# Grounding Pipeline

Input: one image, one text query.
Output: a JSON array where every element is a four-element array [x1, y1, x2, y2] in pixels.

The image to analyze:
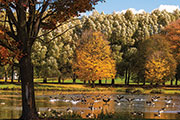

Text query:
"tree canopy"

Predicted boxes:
[[73, 30, 116, 86], [143, 35, 176, 84]]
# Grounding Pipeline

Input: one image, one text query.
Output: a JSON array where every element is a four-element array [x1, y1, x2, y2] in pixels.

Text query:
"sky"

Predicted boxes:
[[83, 0, 180, 15]]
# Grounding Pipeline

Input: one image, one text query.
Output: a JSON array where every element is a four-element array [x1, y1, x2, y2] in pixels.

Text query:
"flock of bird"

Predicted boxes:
[[1, 91, 180, 119], [46, 93, 180, 118]]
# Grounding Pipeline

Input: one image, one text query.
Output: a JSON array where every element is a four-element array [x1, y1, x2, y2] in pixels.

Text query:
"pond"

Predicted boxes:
[[0, 90, 180, 119]]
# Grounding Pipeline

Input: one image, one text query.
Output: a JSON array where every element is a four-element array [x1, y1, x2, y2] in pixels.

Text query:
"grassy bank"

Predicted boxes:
[[1, 77, 180, 85], [1, 83, 180, 94]]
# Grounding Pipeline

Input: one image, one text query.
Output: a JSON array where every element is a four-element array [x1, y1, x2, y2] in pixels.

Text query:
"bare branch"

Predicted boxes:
[[9, 2, 16, 9], [38, 0, 50, 19], [3, 3, 18, 28], [8, 14, 16, 38], [31, 0, 50, 44]]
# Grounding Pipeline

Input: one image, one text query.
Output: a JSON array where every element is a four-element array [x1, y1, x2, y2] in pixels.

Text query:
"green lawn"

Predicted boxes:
[[1, 77, 180, 86], [0, 84, 21, 89], [34, 77, 180, 85], [0, 82, 180, 94]]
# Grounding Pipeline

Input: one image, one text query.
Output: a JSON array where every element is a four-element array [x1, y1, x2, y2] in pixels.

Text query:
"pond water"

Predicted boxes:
[[0, 90, 180, 119]]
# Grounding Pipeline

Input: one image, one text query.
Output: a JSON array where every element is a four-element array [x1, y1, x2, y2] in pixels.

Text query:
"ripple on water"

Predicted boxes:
[[1, 92, 180, 119]]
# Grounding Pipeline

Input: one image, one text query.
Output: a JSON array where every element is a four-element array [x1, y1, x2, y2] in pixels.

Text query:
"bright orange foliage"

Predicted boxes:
[[73, 31, 116, 82], [163, 19, 180, 62]]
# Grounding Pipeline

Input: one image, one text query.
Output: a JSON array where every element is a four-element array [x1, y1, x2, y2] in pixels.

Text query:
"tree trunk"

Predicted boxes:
[[12, 2, 39, 119], [143, 78, 146, 85], [58, 76, 61, 84], [19, 53, 37, 119], [88, 80, 91, 85], [18, 73, 21, 83], [170, 79, 173, 85], [111, 78, 115, 85], [99, 79, 102, 85], [73, 78, 76, 84], [84, 80, 86, 84], [156, 83, 159, 86], [137, 77, 140, 85], [11, 65, 14, 83], [175, 80, 178, 86], [72, 74, 76, 84], [125, 68, 128, 85], [105, 79, 107, 84], [43, 77, 47, 83], [175, 74, 178, 85], [162, 82, 165, 86], [91, 81, 95, 88], [127, 69, 130, 85], [4, 71, 7, 83]]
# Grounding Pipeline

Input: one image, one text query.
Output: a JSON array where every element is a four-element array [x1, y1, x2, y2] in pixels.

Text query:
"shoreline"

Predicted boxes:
[[0, 83, 180, 95]]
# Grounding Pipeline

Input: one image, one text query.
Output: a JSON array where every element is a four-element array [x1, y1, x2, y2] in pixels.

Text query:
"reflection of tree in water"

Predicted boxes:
[[10, 96, 14, 119], [0, 93, 22, 119]]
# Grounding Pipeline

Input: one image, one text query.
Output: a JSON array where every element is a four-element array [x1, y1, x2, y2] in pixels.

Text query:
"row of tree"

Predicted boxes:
[[30, 9, 180, 85], [1, 9, 180, 86]]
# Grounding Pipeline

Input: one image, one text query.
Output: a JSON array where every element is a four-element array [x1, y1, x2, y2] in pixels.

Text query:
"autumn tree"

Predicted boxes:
[[163, 19, 180, 85], [0, 0, 104, 119], [143, 35, 176, 85], [73, 30, 116, 87], [145, 51, 173, 84]]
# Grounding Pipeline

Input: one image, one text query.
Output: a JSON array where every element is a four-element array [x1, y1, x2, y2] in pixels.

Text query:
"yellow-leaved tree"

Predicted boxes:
[[73, 30, 116, 87], [145, 51, 171, 84], [143, 35, 176, 85]]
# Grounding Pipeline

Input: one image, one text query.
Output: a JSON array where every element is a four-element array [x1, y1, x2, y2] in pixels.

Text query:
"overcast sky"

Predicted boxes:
[[82, 0, 180, 15]]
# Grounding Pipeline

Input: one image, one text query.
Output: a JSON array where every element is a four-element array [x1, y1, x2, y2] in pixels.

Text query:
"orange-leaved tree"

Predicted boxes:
[[163, 19, 180, 84], [163, 19, 180, 60], [73, 30, 116, 87]]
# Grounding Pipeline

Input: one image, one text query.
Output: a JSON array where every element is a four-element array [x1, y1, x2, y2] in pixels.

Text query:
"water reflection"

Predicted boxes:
[[0, 91, 21, 119], [0, 90, 180, 119]]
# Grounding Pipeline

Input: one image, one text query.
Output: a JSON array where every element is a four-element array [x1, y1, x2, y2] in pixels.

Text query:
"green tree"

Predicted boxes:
[[32, 19, 80, 83], [32, 29, 61, 83]]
